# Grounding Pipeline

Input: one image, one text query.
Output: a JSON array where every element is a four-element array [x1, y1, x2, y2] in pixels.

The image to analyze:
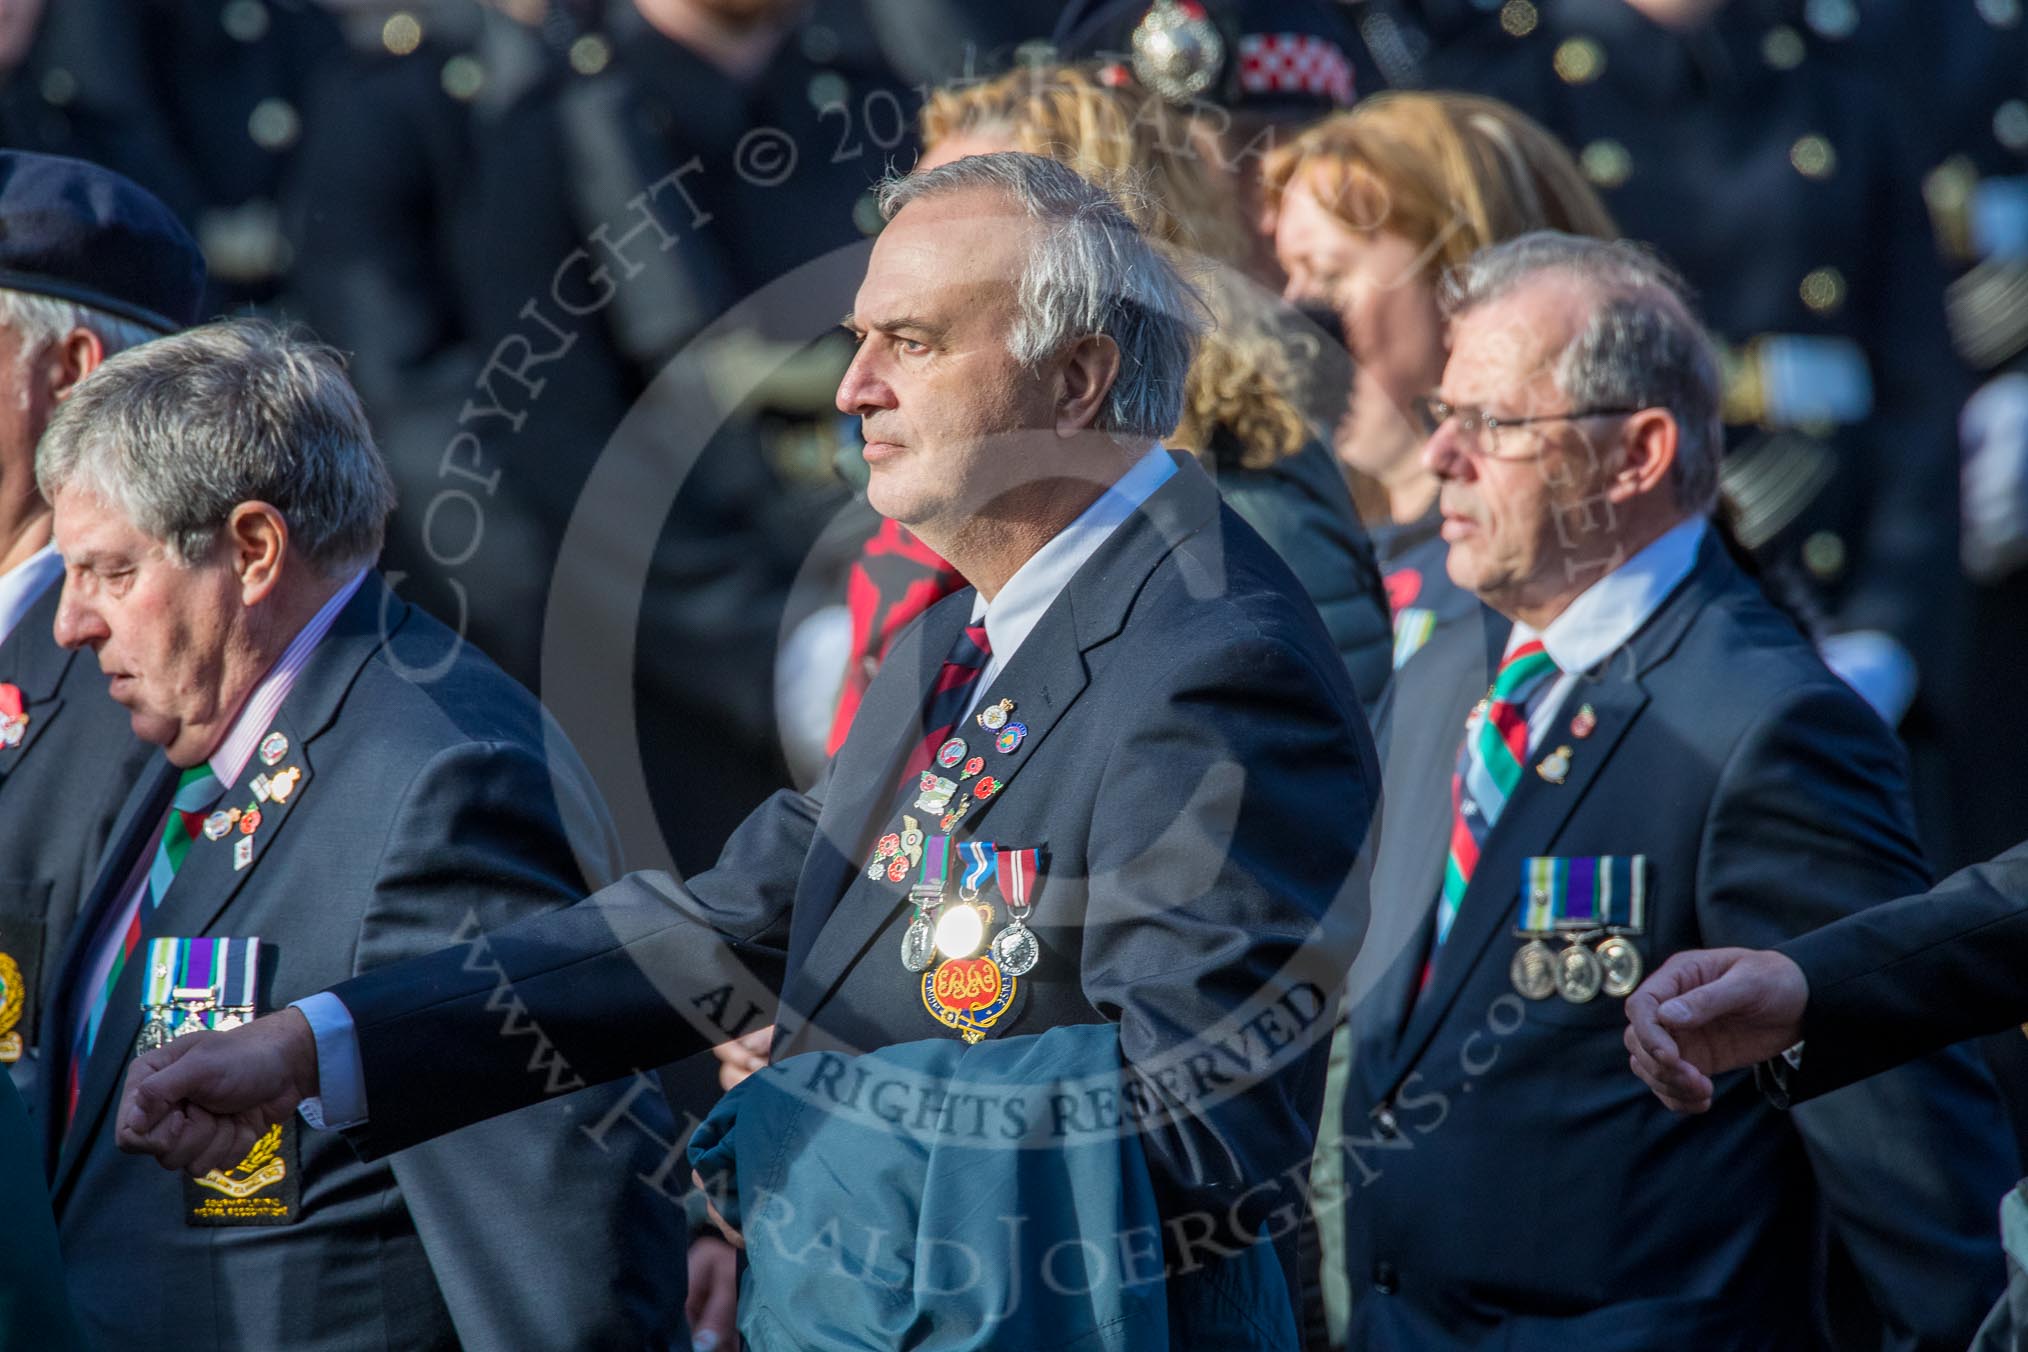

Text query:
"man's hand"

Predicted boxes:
[[117, 1007, 320, 1175], [685, 1234, 741, 1352], [1624, 948, 1809, 1114], [712, 1026, 772, 1093]]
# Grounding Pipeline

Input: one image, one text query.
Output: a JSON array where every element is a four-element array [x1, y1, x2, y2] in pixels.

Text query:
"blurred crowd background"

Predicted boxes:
[[21, 0, 2027, 905]]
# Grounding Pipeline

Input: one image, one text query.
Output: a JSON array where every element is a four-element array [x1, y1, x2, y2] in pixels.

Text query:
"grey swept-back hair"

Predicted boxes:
[[37, 317, 395, 571], [877, 151, 1207, 441], [1442, 231, 1723, 513], [0, 288, 164, 371]]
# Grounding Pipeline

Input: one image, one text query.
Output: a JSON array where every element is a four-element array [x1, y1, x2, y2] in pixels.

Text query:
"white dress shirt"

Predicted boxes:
[[299, 445, 1179, 1130], [0, 543, 61, 648], [1506, 516, 1708, 754], [964, 445, 1176, 714]]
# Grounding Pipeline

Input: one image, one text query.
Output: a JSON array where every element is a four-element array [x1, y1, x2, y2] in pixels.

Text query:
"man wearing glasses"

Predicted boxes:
[[1332, 232, 2012, 1350]]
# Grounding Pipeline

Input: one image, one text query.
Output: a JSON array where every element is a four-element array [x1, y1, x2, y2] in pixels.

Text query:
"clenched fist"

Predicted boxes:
[[118, 1007, 321, 1176]]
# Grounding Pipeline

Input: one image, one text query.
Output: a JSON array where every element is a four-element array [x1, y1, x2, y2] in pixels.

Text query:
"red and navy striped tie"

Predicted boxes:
[[897, 621, 992, 790]]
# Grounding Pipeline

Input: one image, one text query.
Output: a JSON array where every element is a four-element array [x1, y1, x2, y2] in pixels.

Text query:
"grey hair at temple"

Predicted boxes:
[[36, 316, 395, 571], [1443, 231, 1724, 513], [0, 288, 163, 374], [878, 151, 1208, 442]]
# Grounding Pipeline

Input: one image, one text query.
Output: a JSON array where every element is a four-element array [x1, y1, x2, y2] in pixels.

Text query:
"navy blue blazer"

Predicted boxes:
[[42, 576, 687, 1351], [333, 454, 1381, 1311], [1341, 535, 2015, 1351], [1780, 839, 2028, 1099], [0, 577, 155, 1108]]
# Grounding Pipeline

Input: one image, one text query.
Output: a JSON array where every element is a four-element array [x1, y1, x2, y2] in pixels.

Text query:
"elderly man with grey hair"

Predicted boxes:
[[112, 152, 1380, 1345], [35, 317, 689, 1349], [1333, 230, 2013, 1351]]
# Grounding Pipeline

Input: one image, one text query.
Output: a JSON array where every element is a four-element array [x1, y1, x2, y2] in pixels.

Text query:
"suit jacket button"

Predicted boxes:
[[1373, 1106, 1400, 1138], [1373, 1261, 1400, 1296]]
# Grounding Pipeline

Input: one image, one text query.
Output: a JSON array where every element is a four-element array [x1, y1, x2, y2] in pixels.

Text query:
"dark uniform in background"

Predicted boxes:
[[415, 0, 910, 877], [0, 0, 341, 314]]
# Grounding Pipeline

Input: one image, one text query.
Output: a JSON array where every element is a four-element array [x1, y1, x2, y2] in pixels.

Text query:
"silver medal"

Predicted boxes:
[[989, 922, 1039, 976], [900, 918, 936, 972]]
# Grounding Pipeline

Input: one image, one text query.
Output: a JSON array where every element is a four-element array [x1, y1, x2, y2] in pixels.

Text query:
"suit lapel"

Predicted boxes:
[[142, 711, 318, 948], [0, 582, 80, 783], [42, 755, 177, 1176], [780, 594, 971, 1002], [779, 454, 1220, 1032]]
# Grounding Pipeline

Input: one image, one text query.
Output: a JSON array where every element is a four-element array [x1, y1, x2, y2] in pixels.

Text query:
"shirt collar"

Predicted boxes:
[[1509, 517, 1708, 675], [968, 446, 1176, 661], [0, 543, 60, 647], [208, 569, 370, 788]]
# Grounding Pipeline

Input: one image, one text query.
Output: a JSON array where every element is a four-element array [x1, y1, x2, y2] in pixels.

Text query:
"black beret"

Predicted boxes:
[[0, 149, 205, 332]]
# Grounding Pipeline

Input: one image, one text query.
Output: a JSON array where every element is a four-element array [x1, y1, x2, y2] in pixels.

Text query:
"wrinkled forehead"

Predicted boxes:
[[854, 191, 1039, 321], [50, 485, 162, 566], [1444, 281, 1591, 404]]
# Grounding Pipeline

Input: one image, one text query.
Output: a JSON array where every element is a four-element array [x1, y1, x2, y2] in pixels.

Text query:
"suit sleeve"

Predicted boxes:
[[330, 739, 691, 1349], [1697, 682, 2014, 1348], [334, 749, 819, 1158], [1781, 843, 2028, 1095], [1078, 630, 1377, 1242]]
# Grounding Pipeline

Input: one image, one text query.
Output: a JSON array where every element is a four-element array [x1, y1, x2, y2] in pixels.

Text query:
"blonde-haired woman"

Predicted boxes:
[[1265, 92, 1616, 669], [919, 63, 1394, 709], [1268, 91, 1616, 521]]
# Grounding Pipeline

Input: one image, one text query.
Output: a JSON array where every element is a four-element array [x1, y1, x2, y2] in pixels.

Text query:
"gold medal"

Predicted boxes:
[[1509, 939, 1556, 1000], [1554, 939, 1604, 1003], [1596, 934, 1644, 998]]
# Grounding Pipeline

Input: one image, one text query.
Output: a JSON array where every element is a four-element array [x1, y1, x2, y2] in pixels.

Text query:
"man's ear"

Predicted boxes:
[[1606, 408, 1679, 503], [224, 502, 290, 606], [49, 326, 108, 403], [1055, 334, 1121, 436]]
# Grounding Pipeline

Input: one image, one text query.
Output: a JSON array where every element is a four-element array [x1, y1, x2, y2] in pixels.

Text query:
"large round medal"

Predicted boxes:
[[989, 923, 1039, 977], [1595, 935, 1644, 998], [933, 903, 988, 959], [1554, 940, 1604, 1003]]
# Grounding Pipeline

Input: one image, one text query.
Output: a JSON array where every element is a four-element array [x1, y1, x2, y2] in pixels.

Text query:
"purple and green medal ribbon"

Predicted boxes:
[[914, 835, 952, 898], [144, 936, 262, 1026], [1519, 856, 1648, 933]]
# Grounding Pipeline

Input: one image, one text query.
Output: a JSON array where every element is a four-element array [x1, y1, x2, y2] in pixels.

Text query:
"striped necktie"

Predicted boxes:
[[68, 763, 222, 1126], [1435, 640, 1560, 948], [896, 621, 992, 792]]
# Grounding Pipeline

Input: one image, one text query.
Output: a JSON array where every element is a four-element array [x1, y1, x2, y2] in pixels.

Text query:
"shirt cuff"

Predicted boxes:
[[289, 991, 368, 1130]]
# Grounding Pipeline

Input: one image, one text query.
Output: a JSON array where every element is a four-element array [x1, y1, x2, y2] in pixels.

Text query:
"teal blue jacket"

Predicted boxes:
[[690, 1023, 1298, 1351], [0, 1070, 85, 1349]]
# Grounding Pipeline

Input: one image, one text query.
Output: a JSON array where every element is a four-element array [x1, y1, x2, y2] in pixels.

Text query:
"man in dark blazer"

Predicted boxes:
[[0, 150, 203, 1107], [1628, 840, 2028, 1110], [115, 153, 1380, 1344], [1334, 232, 2014, 1351], [34, 318, 686, 1349]]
